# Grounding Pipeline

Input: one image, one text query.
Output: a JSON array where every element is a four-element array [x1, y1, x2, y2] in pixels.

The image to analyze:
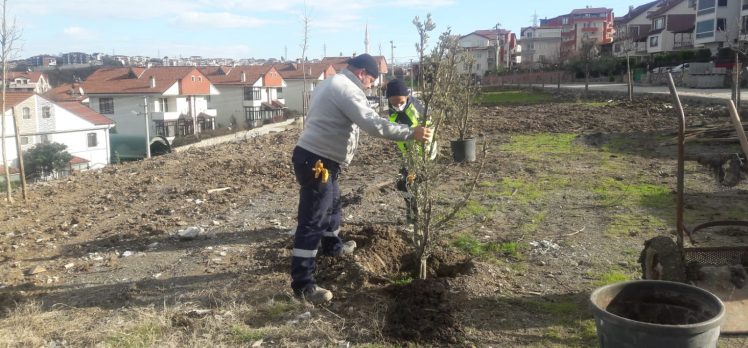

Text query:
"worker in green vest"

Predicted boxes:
[[386, 79, 436, 225]]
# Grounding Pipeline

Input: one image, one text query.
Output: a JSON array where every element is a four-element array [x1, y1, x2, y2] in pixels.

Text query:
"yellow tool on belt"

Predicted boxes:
[[407, 172, 416, 185], [312, 160, 329, 183]]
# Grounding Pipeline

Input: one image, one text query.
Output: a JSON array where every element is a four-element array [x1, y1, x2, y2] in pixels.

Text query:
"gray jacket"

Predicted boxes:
[[296, 69, 414, 166]]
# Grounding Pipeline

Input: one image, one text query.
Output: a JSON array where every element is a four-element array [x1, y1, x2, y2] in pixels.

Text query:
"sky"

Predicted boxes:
[[10, 0, 633, 65]]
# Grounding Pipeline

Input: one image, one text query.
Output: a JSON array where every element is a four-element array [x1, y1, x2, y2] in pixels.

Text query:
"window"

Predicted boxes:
[[22, 107, 30, 119], [698, 0, 716, 15], [20, 136, 28, 145], [718, 0, 727, 6], [99, 97, 114, 114], [277, 87, 284, 99], [198, 76, 202, 82], [87, 133, 97, 147], [650, 36, 659, 47], [159, 98, 169, 112], [244, 106, 261, 121], [717, 18, 727, 31], [654, 17, 665, 30], [696, 19, 715, 38], [42, 106, 51, 118], [40, 134, 49, 143], [243, 87, 261, 101], [191, 76, 195, 82]]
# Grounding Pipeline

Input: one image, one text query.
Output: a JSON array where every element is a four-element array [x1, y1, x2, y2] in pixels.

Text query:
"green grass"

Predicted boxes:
[[479, 90, 555, 106], [261, 300, 295, 319], [500, 133, 580, 157], [455, 199, 493, 220], [392, 276, 413, 285], [229, 325, 265, 343], [520, 212, 547, 234], [592, 270, 630, 286], [452, 234, 524, 259], [605, 212, 669, 237], [594, 178, 672, 210], [105, 322, 165, 348]]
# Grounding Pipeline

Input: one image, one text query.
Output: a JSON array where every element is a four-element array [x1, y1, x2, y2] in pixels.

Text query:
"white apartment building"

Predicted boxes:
[[694, 0, 741, 53], [520, 26, 563, 68]]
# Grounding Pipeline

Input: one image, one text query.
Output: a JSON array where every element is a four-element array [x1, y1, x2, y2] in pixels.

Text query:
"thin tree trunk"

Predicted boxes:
[[0, 0, 10, 202], [11, 108, 25, 199]]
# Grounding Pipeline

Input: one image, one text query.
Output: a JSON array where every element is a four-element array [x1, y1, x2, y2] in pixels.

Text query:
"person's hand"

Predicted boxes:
[[412, 126, 433, 143]]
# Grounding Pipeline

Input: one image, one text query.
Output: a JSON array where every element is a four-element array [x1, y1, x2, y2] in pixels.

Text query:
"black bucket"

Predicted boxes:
[[590, 280, 725, 348], [450, 138, 476, 163]]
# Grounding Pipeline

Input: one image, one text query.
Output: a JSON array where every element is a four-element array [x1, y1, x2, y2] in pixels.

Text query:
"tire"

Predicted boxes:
[[639, 236, 686, 282]]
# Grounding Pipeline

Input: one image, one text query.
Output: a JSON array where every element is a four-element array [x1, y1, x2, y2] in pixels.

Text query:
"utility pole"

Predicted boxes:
[[143, 96, 151, 159], [390, 40, 396, 73]]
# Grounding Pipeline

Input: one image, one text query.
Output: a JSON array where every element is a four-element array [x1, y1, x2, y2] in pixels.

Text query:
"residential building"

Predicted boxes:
[[458, 30, 498, 76], [82, 66, 219, 142], [27, 55, 57, 67], [544, 7, 615, 60], [520, 26, 563, 68], [270, 62, 336, 114], [61, 52, 92, 65], [0, 92, 114, 174], [613, 1, 661, 57], [694, 0, 741, 53], [43, 83, 88, 103], [200, 66, 286, 129], [320, 55, 388, 90], [3, 71, 51, 93], [646, 0, 697, 54]]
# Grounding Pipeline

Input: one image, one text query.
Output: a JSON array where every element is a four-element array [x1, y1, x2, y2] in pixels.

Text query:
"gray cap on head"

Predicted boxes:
[[348, 54, 379, 77]]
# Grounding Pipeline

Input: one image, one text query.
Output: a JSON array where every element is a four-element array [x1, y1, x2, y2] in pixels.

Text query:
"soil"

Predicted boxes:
[[1, 91, 748, 346]]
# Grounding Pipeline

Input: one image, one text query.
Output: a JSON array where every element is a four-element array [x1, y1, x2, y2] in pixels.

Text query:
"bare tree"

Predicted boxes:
[[0, 0, 21, 202], [299, 2, 311, 129], [407, 17, 486, 279], [580, 39, 599, 97], [412, 13, 435, 94]]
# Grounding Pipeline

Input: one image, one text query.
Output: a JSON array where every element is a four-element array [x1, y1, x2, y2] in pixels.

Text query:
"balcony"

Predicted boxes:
[[150, 111, 181, 121], [674, 40, 694, 49], [582, 27, 599, 33], [201, 109, 217, 117]]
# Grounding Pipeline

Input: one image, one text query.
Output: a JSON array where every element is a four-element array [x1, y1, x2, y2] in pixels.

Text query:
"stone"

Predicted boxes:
[[64, 263, 75, 269], [178, 226, 203, 240], [121, 251, 135, 258], [26, 265, 46, 275]]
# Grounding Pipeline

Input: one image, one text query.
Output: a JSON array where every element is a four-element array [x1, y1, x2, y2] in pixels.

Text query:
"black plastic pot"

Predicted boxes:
[[590, 280, 725, 348], [450, 138, 476, 162]]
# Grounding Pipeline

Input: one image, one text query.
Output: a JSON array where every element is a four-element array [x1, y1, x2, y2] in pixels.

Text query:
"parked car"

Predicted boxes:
[[650, 66, 672, 73], [670, 63, 690, 73]]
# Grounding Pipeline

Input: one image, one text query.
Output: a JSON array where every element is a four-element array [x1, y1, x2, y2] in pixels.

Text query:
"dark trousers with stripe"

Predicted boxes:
[[290, 146, 344, 293]]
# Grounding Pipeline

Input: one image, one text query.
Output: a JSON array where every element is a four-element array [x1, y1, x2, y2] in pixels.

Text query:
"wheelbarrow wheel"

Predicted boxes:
[[639, 236, 686, 282]]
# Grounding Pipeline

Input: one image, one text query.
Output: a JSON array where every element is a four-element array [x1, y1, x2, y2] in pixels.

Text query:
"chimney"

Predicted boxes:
[[629, 5, 634, 13], [149, 76, 156, 88], [241, 71, 246, 83]]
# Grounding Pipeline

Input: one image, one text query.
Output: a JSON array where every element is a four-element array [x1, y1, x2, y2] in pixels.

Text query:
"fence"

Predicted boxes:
[[482, 71, 608, 87]]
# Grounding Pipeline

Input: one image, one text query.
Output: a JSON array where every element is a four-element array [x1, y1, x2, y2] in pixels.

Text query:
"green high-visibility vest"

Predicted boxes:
[[389, 102, 421, 156]]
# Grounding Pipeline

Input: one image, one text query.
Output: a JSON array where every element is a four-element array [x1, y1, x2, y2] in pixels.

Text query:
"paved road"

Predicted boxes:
[[534, 82, 745, 103]]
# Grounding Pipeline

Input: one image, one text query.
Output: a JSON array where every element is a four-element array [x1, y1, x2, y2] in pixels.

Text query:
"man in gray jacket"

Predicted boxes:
[[291, 54, 431, 303]]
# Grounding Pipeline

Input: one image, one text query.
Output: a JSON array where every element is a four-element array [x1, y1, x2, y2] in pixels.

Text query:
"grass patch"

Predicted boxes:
[[592, 270, 630, 286], [229, 325, 265, 343], [260, 299, 295, 319], [105, 321, 165, 348], [594, 178, 672, 210], [392, 276, 413, 286], [520, 212, 547, 234], [455, 199, 493, 220], [526, 299, 581, 318], [479, 90, 555, 106], [500, 133, 580, 157], [606, 212, 668, 237], [452, 234, 524, 259]]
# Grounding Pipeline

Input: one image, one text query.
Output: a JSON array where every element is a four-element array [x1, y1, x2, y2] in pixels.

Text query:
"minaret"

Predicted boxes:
[[364, 22, 370, 54]]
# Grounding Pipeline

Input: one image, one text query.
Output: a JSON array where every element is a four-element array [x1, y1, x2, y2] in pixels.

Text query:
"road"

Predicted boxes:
[[535, 82, 745, 103]]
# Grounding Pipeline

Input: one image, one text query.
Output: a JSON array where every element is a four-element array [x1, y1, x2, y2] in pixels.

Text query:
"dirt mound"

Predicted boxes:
[[384, 278, 464, 344]]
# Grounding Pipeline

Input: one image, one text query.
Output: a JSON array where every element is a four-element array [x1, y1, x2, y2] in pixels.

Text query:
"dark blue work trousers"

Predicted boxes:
[[290, 146, 344, 293]]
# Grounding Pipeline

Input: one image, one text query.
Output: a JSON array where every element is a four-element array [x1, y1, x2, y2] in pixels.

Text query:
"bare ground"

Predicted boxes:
[[1, 92, 748, 347]]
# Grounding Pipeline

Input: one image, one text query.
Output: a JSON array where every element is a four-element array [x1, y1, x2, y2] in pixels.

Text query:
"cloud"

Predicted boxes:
[[63, 26, 95, 39], [172, 12, 274, 28]]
